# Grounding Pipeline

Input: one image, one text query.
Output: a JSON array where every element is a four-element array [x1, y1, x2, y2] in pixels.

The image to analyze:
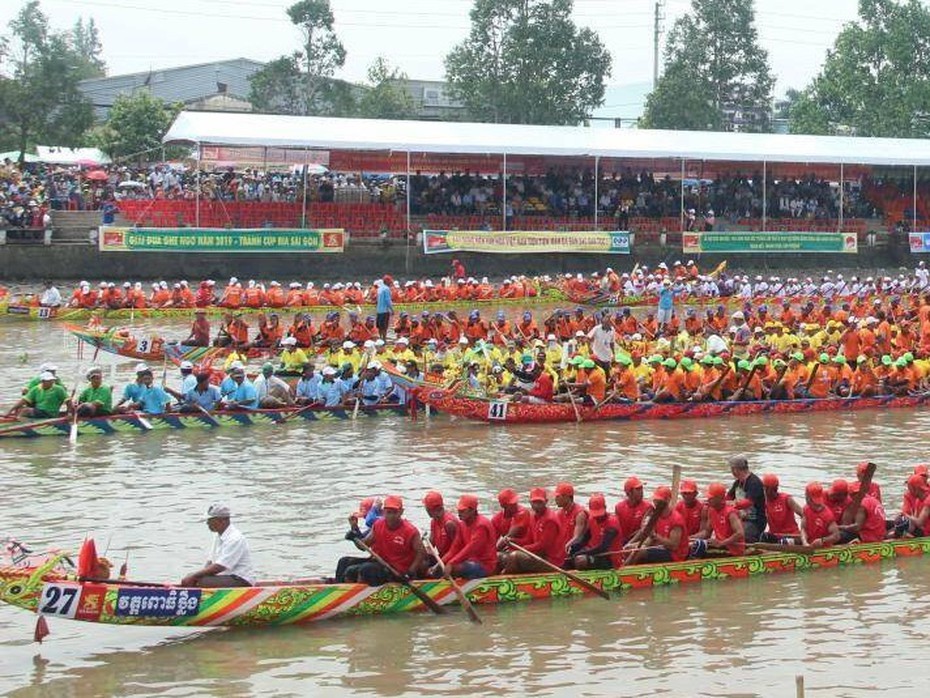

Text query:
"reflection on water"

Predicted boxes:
[[1, 320, 929, 696]]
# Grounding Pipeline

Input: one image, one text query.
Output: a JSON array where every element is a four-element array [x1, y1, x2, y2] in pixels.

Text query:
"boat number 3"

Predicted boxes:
[[39, 583, 80, 618], [488, 401, 508, 421], [138, 339, 150, 354]]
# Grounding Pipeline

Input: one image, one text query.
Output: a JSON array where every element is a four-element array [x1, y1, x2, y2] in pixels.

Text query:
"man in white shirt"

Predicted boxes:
[[587, 313, 616, 371], [253, 362, 293, 408], [181, 503, 254, 587], [39, 281, 62, 307]]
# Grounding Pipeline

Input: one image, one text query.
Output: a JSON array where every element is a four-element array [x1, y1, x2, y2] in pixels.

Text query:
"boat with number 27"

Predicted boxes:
[[1, 539, 927, 631]]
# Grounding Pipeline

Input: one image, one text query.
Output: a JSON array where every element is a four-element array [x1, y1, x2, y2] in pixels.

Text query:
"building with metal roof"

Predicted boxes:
[[78, 58, 264, 120]]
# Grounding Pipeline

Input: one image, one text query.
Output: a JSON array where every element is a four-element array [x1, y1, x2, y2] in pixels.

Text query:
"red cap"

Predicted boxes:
[[914, 464, 929, 478], [848, 481, 862, 494], [907, 474, 928, 491], [761, 473, 779, 488], [624, 476, 643, 492], [588, 494, 607, 516], [457, 494, 479, 511], [529, 487, 548, 502], [829, 479, 849, 497], [554, 482, 575, 498], [382, 495, 403, 510], [652, 486, 672, 502], [357, 497, 375, 517], [497, 488, 519, 506], [856, 461, 874, 476], [422, 491, 444, 509], [706, 482, 727, 499], [805, 482, 825, 503], [680, 479, 698, 494]]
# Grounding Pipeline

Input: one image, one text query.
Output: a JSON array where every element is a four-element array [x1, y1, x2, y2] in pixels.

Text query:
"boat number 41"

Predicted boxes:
[[488, 401, 508, 420], [39, 582, 81, 618]]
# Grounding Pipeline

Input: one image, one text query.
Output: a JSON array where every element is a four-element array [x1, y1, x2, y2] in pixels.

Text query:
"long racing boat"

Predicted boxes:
[[414, 389, 930, 424], [1, 538, 928, 631], [0, 403, 412, 439]]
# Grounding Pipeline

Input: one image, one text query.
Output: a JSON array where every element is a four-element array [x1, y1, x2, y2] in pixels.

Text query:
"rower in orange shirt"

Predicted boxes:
[[288, 313, 315, 347], [806, 354, 835, 399], [500, 488, 562, 573], [516, 311, 539, 340], [150, 282, 171, 307], [220, 280, 242, 308], [849, 356, 879, 397], [285, 283, 304, 307], [265, 282, 285, 307], [254, 313, 284, 348], [302, 283, 321, 306], [489, 311, 511, 346], [653, 358, 686, 402], [730, 359, 763, 400], [464, 311, 488, 342], [491, 488, 533, 550], [610, 355, 639, 402], [675, 480, 706, 536]]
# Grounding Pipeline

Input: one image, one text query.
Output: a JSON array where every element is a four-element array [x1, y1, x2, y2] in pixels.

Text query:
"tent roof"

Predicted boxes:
[[163, 111, 930, 167], [35, 146, 111, 166]]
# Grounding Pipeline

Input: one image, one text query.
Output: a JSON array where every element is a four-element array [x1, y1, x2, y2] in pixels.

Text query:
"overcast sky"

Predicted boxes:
[[2, 0, 861, 109]]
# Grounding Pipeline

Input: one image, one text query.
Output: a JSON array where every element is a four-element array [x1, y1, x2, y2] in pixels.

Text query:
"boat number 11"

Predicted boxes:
[[39, 583, 80, 618], [488, 401, 508, 420]]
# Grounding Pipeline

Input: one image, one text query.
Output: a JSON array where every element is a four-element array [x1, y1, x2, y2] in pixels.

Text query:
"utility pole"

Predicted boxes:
[[653, 0, 665, 88]]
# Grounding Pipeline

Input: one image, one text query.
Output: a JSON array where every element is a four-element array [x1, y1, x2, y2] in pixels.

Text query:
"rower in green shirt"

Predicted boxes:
[[6, 372, 69, 419], [75, 366, 113, 417]]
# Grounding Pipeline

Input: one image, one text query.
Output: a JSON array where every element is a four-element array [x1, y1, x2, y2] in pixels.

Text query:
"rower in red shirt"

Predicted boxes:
[[439, 495, 499, 578], [574, 494, 622, 570], [553, 482, 588, 564], [840, 481, 887, 543], [675, 479, 706, 536], [800, 482, 841, 549], [759, 473, 803, 544], [501, 487, 561, 573], [694, 482, 745, 557], [898, 474, 930, 537], [614, 477, 653, 544], [626, 486, 690, 564], [423, 491, 463, 561], [339, 495, 426, 585], [491, 488, 533, 549]]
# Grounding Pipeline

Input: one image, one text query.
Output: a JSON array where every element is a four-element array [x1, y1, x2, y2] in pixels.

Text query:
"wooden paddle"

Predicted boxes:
[[192, 403, 221, 427], [506, 541, 610, 600], [68, 369, 80, 445], [730, 363, 759, 401], [747, 542, 813, 555], [691, 364, 730, 402], [842, 461, 877, 526], [566, 383, 583, 423], [802, 362, 820, 395], [355, 540, 445, 615], [764, 362, 791, 399], [422, 538, 482, 624]]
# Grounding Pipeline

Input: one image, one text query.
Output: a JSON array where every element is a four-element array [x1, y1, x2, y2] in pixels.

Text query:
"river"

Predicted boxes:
[[0, 317, 928, 697]]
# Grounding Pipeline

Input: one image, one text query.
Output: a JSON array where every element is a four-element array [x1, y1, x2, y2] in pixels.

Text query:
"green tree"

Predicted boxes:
[[444, 0, 611, 125], [70, 17, 105, 79], [0, 1, 94, 158], [641, 0, 774, 132], [248, 0, 350, 115], [788, 0, 930, 137], [87, 91, 182, 162], [356, 57, 416, 120]]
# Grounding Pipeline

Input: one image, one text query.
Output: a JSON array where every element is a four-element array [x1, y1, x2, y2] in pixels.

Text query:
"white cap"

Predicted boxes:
[[180, 360, 194, 370], [397, 337, 409, 345], [574, 330, 585, 337], [459, 336, 469, 344], [135, 363, 150, 374], [39, 371, 55, 381], [547, 333, 557, 341], [281, 336, 297, 346], [322, 366, 337, 376], [363, 339, 376, 348], [204, 502, 231, 519], [342, 341, 355, 349], [228, 361, 245, 371], [370, 360, 382, 370]]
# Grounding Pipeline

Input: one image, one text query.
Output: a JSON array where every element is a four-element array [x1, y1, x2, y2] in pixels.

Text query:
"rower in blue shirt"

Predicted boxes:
[[166, 372, 223, 411], [115, 363, 150, 413], [223, 367, 259, 409], [136, 371, 171, 414], [295, 364, 321, 404], [316, 366, 346, 407]]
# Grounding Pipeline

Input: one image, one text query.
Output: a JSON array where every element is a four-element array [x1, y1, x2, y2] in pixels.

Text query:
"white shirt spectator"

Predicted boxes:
[[210, 524, 254, 584], [587, 323, 616, 363], [40, 285, 61, 307]]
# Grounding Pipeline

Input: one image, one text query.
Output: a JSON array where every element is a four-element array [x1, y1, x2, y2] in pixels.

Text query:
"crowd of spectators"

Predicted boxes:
[[2, 156, 927, 231]]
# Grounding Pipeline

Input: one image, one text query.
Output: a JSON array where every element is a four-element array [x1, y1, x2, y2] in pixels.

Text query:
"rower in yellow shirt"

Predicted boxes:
[[277, 337, 309, 373]]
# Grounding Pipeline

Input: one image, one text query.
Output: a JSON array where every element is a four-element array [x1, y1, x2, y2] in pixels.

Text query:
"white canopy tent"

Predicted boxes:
[[163, 110, 930, 230]]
